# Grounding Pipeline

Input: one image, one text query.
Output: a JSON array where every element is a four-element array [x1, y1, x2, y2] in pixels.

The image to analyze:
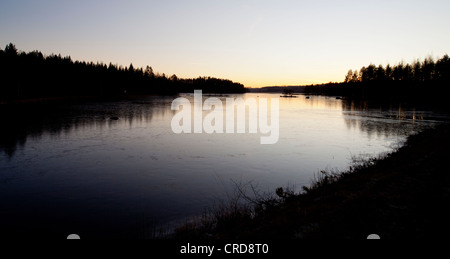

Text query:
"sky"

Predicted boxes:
[[1, 0, 450, 88]]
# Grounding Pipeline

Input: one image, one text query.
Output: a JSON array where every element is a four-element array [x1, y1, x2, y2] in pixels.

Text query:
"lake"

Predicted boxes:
[[0, 93, 445, 239]]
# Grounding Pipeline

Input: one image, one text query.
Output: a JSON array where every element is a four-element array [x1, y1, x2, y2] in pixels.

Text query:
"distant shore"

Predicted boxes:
[[174, 124, 450, 239]]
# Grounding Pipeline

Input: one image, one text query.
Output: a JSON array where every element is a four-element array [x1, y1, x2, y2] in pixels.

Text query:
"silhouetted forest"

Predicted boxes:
[[0, 43, 245, 101], [305, 55, 450, 106]]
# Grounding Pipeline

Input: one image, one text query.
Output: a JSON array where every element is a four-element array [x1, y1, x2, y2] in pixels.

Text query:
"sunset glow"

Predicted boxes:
[[1, 0, 449, 87]]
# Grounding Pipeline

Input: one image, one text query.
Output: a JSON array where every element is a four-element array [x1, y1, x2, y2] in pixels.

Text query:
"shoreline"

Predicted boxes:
[[174, 124, 450, 239]]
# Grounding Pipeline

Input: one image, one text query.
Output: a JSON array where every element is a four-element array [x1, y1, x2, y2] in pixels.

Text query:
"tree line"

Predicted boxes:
[[305, 54, 450, 105], [0, 43, 245, 101]]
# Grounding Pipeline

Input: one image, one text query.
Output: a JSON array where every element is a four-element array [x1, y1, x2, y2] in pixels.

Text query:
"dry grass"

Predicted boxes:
[[173, 125, 450, 240]]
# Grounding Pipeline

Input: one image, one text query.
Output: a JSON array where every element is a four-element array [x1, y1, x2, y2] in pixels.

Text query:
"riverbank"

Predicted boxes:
[[174, 124, 450, 239]]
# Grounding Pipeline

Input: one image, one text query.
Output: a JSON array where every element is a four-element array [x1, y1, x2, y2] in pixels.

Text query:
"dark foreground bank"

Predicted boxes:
[[174, 125, 450, 240]]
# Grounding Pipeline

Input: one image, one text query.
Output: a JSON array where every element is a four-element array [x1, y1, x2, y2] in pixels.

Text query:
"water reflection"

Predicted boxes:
[[341, 99, 445, 138], [1, 95, 447, 158], [0, 94, 447, 238], [0, 96, 173, 158]]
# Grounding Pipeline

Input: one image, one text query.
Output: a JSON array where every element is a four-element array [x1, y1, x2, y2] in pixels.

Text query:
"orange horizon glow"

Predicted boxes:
[[1, 0, 449, 89]]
